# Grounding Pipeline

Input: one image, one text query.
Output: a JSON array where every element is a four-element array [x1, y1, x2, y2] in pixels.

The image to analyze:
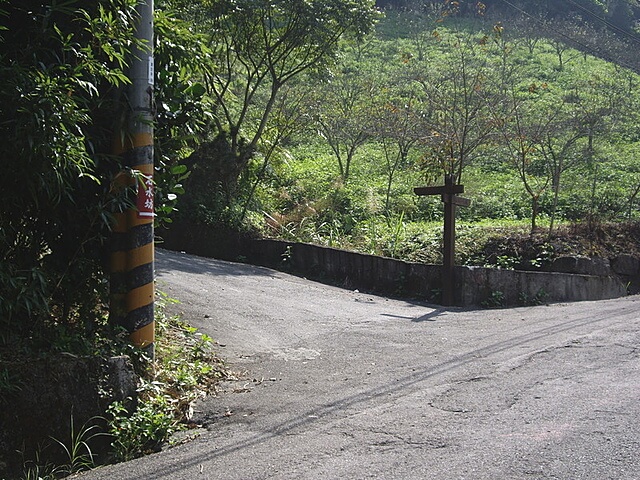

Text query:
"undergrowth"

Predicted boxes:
[[15, 291, 228, 479], [106, 291, 228, 463]]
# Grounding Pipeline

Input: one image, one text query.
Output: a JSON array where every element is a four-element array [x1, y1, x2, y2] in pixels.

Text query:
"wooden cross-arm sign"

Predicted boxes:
[[413, 184, 464, 196], [443, 194, 471, 207], [413, 184, 471, 206], [413, 177, 470, 306]]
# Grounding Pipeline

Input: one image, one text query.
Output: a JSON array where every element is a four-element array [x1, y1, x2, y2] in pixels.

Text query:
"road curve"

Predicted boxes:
[[78, 249, 640, 480]]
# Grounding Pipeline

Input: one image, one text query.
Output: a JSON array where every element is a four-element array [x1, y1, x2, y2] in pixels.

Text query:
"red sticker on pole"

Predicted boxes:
[[137, 174, 154, 218]]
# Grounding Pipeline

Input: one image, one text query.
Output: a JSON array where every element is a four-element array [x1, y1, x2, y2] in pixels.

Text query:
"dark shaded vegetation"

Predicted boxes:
[[0, 0, 228, 476], [376, 0, 640, 34]]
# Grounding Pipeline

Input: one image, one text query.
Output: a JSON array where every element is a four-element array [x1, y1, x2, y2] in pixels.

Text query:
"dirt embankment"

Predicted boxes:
[[478, 222, 640, 270]]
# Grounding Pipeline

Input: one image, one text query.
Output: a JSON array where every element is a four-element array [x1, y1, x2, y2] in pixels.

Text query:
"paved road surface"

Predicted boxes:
[[79, 249, 640, 479]]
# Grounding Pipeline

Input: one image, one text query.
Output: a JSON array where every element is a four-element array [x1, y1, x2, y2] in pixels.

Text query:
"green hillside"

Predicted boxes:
[[184, 8, 640, 267]]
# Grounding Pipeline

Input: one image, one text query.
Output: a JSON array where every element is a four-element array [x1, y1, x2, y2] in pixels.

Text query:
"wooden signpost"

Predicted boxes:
[[414, 175, 470, 306]]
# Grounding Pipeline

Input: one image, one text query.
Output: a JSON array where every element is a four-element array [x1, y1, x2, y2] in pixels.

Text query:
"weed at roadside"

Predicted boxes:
[[105, 291, 228, 462], [107, 395, 178, 462], [482, 290, 505, 308], [18, 416, 105, 479], [518, 289, 548, 306]]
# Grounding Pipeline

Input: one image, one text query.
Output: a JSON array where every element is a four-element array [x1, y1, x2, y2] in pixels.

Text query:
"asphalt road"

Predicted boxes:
[[79, 248, 640, 479]]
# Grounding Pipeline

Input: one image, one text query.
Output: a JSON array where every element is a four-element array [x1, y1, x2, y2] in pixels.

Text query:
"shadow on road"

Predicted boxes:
[[380, 310, 443, 322], [155, 248, 277, 279]]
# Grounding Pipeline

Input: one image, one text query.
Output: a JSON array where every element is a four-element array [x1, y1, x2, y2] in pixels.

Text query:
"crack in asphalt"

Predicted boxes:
[[365, 429, 449, 449], [420, 336, 634, 416]]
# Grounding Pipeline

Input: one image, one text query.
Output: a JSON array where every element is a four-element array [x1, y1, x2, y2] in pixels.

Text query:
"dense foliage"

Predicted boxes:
[[0, 0, 215, 343], [0, 0, 139, 339], [176, 0, 380, 226], [3, 0, 639, 339], [211, 7, 640, 264], [376, 0, 640, 34]]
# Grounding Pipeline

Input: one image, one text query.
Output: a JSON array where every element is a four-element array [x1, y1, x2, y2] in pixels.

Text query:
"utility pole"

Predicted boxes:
[[110, 0, 155, 359]]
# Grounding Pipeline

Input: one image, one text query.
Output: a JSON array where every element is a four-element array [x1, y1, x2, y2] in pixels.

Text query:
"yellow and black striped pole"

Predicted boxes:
[[110, 0, 155, 359]]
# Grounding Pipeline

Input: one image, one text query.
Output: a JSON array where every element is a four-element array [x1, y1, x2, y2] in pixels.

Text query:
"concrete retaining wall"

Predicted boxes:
[[241, 239, 627, 307], [159, 222, 628, 307], [455, 265, 626, 307]]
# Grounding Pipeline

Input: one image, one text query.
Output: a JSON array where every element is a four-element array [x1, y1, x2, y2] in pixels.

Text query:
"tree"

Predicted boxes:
[[0, 0, 139, 335], [311, 64, 377, 181], [537, 108, 586, 233], [563, 65, 637, 224], [371, 83, 423, 214], [193, 0, 380, 200], [547, 17, 583, 70], [489, 82, 560, 232], [405, 0, 452, 61], [508, 14, 544, 55], [153, 6, 215, 226], [413, 29, 497, 183], [239, 82, 314, 222]]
